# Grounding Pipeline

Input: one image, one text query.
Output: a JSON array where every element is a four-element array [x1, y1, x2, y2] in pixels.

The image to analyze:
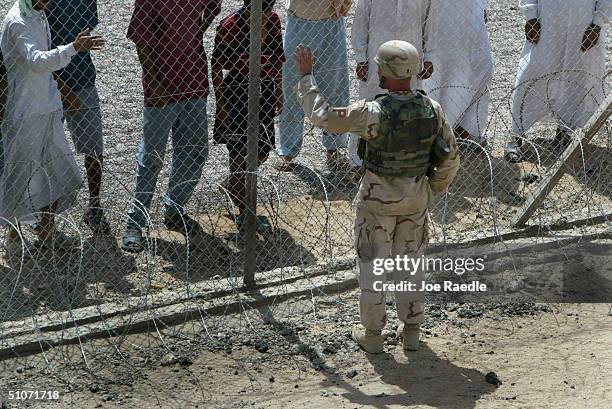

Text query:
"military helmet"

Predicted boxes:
[[373, 40, 421, 80]]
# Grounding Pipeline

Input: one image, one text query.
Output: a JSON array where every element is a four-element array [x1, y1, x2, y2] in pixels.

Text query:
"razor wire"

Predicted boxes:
[[0, 0, 610, 407]]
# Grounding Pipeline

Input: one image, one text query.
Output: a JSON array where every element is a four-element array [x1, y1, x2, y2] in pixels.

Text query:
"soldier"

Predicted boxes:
[[295, 41, 460, 353]]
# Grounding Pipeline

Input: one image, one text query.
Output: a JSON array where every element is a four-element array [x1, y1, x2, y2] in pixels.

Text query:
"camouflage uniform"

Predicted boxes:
[[296, 74, 460, 331]]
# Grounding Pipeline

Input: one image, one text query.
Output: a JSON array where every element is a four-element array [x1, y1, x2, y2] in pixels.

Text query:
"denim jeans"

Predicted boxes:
[[127, 98, 208, 228], [278, 15, 350, 158]]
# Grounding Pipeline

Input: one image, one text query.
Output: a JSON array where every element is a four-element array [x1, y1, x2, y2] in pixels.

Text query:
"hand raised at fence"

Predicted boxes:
[[73, 28, 106, 53], [356, 62, 368, 82], [581, 24, 601, 52], [295, 44, 314, 77], [525, 19, 541, 44], [418, 61, 434, 80]]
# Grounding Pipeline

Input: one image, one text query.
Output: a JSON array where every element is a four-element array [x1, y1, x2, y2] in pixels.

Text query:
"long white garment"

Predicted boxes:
[[0, 2, 82, 224], [424, 0, 493, 139], [351, 0, 437, 99], [348, 0, 437, 167], [511, 0, 610, 134]]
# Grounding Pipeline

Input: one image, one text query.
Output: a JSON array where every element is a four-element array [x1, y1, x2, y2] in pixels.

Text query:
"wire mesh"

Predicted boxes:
[[0, 0, 610, 407]]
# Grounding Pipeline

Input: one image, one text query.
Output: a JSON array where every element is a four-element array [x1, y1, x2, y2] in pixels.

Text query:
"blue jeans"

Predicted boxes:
[[278, 15, 350, 158], [127, 98, 208, 228]]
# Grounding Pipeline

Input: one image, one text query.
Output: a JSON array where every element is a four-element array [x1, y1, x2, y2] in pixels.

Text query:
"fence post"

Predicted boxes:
[[511, 95, 612, 227], [243, 0, 263, 287]]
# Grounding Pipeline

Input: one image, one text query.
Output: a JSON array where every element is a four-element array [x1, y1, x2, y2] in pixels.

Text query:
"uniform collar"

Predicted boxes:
[[389, 90, 416, 96]]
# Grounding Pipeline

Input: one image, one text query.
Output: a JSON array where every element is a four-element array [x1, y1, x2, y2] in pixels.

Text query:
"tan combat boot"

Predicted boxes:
[[397, 322, 420, 351], [352, 324, 385, 354]]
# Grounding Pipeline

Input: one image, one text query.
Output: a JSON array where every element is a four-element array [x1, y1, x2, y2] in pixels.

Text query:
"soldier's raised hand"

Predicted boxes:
[[296, 44, 314, 77], [73, 28, 106, 53]]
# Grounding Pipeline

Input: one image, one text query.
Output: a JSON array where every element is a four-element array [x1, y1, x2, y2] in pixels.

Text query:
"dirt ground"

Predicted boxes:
[[4, 299, 607, 409], [226, 304, 612, 409]]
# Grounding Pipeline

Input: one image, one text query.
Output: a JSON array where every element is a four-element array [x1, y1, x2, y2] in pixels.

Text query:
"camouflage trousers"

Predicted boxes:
[[354, 205, 429, 330]]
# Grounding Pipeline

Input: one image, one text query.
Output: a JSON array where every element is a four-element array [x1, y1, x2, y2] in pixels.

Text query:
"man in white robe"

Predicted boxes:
[[505, 0, 610, 162], [347, 0, 437, 170], [425, 0, 493, 146], [0, 0, 104, 247]]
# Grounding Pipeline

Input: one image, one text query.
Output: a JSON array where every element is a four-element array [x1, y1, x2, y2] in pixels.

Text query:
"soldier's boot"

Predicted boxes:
[[352, 324, 384, 354], [397, 322, 420, 351]]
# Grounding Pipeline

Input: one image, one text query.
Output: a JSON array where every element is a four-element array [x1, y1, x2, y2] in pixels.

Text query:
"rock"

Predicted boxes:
[[321, 390, 329, 397], [506, 280, 524, 293], [161, 354, 179, 366], [458, 308, 484, 319], [254, 340, 269, 353], [346, 369, 358, 379], [179, 355, 193, 366], [269, 376, 275, 383], [485, 372, 502, 386], [89, 384, 101, 393]]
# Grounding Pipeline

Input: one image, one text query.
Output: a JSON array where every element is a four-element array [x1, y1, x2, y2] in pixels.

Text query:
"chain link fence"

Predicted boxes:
[[0, 0, 610, 407]]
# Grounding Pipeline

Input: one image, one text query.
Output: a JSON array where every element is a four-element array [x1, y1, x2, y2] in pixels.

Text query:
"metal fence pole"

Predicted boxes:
[[243, 0, 263, 287]]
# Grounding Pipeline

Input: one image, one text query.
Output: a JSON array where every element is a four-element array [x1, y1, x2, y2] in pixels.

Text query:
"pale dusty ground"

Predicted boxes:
[[15, 301, 608, 409]]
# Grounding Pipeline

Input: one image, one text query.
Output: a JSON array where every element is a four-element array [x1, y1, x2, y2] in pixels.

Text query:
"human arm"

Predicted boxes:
[[519, 0, 538, 20], [271, 15, 285, 114], [428, 103, 460, 195], [351, 0, 371, 81], [55, 74, 81, 112], [295, 45, 376, 137], [0, 57, 6, 122], [420, 0, 436, 80], [201, 0, 222, 33], [519, 0, 540, 43], [127, 0, 167, 106], [210, 28, 227, 124], [593, 0, 611, 27], [10, 22, 74, 73], [582, 0, 610, 51], [136, 44, 167, 107]]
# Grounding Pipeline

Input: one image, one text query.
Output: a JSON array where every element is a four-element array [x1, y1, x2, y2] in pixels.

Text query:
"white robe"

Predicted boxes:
[[0, 3, 82, 224], [424, 0, 493, 139], [348, 0, 437, 167], [511, 0, 610, 134]]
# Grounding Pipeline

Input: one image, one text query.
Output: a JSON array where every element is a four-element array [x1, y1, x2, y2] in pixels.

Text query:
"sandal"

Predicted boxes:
[[164, 212, 203, 238], [235, 214, 274, 235], [83, 207, 112, 234], [121, 225, 145, 253], [504, 141, 523, 163]]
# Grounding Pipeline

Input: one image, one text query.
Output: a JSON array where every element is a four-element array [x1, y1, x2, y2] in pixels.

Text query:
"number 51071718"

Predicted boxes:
[[7, 390, 61, 400]]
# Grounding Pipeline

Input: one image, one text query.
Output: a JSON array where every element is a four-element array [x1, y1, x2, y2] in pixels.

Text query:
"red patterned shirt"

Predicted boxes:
[[213, 8, 285, 80], [127, 0, 221, 106]]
